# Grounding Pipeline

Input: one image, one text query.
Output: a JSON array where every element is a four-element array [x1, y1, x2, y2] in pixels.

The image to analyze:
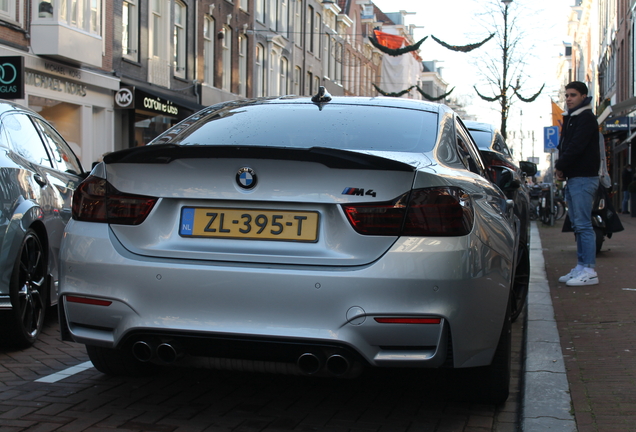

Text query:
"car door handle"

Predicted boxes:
[[33, 174, 47, 187]]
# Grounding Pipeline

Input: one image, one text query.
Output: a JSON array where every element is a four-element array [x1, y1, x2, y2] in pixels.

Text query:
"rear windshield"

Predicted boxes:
[[161, 103, 439, 153], [468, 130, 492, 150]]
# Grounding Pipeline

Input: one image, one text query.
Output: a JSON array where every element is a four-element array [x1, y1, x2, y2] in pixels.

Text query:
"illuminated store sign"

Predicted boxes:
[[0, 56, 24, 99]]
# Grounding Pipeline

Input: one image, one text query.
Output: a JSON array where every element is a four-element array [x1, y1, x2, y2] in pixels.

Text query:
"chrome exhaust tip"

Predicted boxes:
[[326, 354, 350, 376], [132, 341, 153, 362], [156, 342, 182, 364], [297, 353, 322, 375]]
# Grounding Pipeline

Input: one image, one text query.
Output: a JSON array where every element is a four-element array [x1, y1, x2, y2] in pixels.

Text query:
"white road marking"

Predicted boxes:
[[35, 361, 94, 383], [622, 288, 636, 291]]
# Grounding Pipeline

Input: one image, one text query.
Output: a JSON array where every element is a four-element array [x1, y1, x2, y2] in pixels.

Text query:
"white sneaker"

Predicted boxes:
[[558, 268, 582, 283], [566, 269, 599, 286]]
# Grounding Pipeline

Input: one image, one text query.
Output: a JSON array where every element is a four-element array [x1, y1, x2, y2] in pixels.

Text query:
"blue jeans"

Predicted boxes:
[[623, 190, 630, 213], [564, 176, 599, 268]]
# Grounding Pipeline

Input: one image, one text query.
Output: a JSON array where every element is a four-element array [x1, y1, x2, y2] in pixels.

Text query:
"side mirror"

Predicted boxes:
[[519, 161, 538, 177], [491, 166, 520, 191]]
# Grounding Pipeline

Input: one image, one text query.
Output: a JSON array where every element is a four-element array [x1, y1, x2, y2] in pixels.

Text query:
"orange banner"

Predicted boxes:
[[551, 99, 564, 130]]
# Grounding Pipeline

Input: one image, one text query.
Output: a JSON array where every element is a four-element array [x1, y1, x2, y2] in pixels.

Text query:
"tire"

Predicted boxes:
[[0, 229, 49, 347], [510, 243, 529, 323], [87, 344, 161, 377], [594, 226, 604, 255]]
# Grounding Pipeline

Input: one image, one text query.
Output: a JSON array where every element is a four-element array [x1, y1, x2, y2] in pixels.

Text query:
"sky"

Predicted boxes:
[[371, 0, 573, 167]]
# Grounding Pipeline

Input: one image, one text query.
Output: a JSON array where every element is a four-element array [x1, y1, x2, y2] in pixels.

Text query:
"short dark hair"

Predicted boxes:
[[565, 81, 588, 96]]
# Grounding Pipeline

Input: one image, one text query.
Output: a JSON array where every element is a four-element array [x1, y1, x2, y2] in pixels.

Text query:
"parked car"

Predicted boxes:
[[0, 100, 85, 347], [464, 121, 537, 322], [60, 91, 518, 403]]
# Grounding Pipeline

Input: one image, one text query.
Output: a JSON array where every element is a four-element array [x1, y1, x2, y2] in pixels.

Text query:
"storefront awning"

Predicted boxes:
[[609, 96, 636, 117]]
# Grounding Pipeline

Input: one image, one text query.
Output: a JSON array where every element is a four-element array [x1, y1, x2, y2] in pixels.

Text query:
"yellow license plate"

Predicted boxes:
[[179, 207, 319, 241]]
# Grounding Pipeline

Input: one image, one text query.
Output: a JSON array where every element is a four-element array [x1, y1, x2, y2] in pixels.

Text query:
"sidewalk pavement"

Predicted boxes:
[[523, 212, 636, 431]]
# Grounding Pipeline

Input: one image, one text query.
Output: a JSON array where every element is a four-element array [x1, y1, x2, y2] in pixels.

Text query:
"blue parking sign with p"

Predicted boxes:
[[544, 126, 559, 152]]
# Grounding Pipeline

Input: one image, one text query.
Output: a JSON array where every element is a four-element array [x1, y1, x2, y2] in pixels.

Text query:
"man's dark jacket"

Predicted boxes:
[[555, 97, 600, 179]]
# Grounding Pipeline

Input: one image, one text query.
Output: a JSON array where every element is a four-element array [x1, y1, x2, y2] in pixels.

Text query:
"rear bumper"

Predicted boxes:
[[59, 220, 512, 369]]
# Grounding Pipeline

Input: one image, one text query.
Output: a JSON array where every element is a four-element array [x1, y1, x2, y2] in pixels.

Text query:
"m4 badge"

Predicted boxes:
[[342, 187, 377, 198]]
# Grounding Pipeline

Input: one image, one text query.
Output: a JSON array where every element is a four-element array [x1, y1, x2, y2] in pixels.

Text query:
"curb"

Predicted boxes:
[[522, 222, 577, 431]]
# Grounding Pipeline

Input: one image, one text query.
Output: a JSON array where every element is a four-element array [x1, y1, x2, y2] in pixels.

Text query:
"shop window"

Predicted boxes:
[[238, 35, 247, 97], [3, 114, 53, 168], [32, 117, 83, 175], [221, 25, 232, 92], [122, 0, 138, 61], [203, 16, 215, 85], [173, 0, 186, 78]]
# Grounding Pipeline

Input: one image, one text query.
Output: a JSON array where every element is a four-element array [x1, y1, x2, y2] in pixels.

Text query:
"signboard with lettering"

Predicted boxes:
[[135, 88, 179, 117], [0, 56, 24, 99], [605, 116, 632, 131], [115, 87, 135, 109]]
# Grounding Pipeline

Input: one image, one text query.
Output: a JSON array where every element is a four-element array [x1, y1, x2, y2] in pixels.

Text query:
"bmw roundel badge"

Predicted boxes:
[[236, 167, 257, 190]]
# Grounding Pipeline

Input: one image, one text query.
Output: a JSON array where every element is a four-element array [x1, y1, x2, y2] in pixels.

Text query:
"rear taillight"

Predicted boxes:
[[342, 187, 473, 236], [72, 175, 157, 225]]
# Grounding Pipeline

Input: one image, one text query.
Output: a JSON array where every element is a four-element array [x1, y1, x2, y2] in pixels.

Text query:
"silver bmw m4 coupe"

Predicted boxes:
[[59, 91, 519, 403]]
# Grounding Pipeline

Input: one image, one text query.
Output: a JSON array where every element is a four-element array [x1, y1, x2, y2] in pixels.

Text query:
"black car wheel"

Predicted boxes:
[[510, 242, 530, 323], [1, 229, 48, 347]]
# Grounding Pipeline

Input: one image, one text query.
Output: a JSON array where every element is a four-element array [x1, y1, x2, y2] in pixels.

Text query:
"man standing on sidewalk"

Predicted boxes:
[[555, 81, 601, 286], [621, 164, 633, 214]]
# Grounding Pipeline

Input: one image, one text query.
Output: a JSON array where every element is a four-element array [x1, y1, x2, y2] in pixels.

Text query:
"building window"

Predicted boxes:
[[240, 0, 248, 12], [173, 1, 186, 78], [306, 71, 312, 95], [255, 44, 265, 97], [238, 35, 247, 97], [222, 25, 232, 92], [314, 12, 321, 56], [308, 5, 315, 53], [279, 57, 288, 95], [279, 0, 288, 37], [57, 0, 102, 35], [151, 0, 164, 58], [0, 0, 16, 21], [268, 0, 276, 30], [256, 0, 264, 23], [203, 16, 214, 85], [122, 0, 138, 60], [294, 66, 301, 95], [293, 0, 301, 46]]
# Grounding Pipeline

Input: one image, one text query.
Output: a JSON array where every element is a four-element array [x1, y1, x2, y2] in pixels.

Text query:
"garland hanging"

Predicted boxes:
[[373, 84, 416, 97], [514, 84, 545, 103], [474, 86, 503, 102], [416, 86, 455, 101], [431, 33, 495, 53], [368, 36, 428, 57], [373, 84, 455, 101]]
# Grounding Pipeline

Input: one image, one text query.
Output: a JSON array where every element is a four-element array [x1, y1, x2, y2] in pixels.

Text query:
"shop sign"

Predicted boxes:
[[25, 71, 87, 96], [114, 87, 135, 109], [605, 116, 631, 130], [0, 56, 24, 99], [136, 89, 179, 117]]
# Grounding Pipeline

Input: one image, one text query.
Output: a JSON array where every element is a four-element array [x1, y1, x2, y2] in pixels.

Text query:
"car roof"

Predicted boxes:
[[0, 99, 38, 117], [200, 95, 453, 115], [463, 120, 497, 133]]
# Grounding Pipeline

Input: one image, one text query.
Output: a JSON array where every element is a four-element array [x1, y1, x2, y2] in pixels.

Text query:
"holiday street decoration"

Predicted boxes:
[[373, 85, 455, 102], [373, 84, 416, 98], [430, 34, 495, 53], [369, 35, 428, 57], [416, 86, 455, 101], [514, 84, 545, 103]]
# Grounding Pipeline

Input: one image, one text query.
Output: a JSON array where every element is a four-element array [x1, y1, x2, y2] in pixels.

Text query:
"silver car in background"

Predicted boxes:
[[59, 92, 518, 403], [0, 100, 84, 347]]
